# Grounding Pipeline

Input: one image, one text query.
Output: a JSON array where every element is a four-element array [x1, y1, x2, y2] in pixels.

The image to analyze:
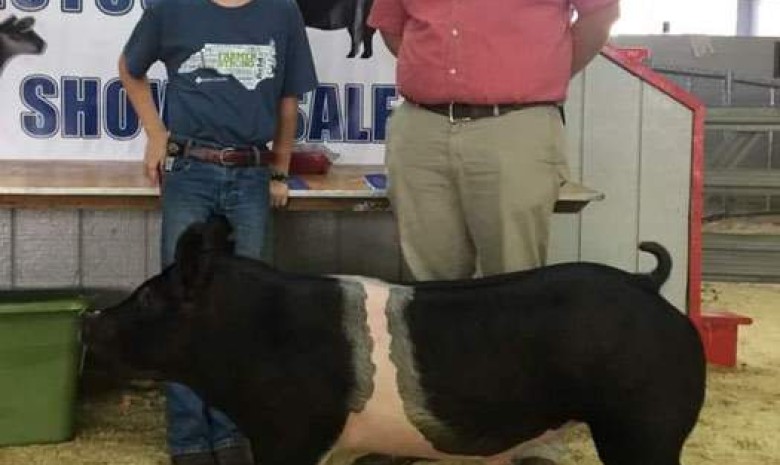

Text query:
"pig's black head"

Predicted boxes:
[[81, 216, 235, 379], [0, 16, 47, 75]]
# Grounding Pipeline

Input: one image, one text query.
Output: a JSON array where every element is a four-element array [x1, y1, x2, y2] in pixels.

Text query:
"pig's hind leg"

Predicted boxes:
[[249, 432, 337, 465], [586, 366, 704, 465], [589, 414, 687, 465]]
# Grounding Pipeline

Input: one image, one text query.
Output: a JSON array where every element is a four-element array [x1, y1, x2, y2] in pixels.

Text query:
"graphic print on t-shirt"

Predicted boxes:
[[178, 42, 277, 90]]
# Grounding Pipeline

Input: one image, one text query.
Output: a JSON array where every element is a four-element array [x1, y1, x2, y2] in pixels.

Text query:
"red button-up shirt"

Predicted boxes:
[[368, 0, 618, 104]]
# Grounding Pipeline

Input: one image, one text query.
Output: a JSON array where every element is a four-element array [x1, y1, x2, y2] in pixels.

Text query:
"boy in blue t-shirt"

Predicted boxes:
[[119, 1, 317, 464]]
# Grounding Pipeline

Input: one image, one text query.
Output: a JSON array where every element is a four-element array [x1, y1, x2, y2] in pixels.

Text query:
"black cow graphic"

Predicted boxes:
[[0, 15, 46, 76], [296, 0, 376, 59]]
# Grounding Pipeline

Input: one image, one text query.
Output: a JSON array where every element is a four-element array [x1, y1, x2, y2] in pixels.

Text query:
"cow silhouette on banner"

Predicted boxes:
[[296, 0, 376, 59], [0, 15, 46, 76]]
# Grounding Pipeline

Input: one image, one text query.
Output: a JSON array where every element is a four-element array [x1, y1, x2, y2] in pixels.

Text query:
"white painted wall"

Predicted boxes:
[[549, 55, 694, 312]]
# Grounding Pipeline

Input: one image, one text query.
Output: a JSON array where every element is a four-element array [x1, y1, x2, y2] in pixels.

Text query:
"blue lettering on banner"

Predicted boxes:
[[62, 76, 101, 138], [96, 0, 133, 16], [10, 0, 48, 11], [2, 1, 167, 13], [372, 84, 397, 142], [345, 84, 370, 143], [20, 75, 167, 139], [20, 74, 59, 137], [60, 0, 82, 12], [104, 79, 135, 139], [104, 78, 166, 139], [18, 76, 394, 143], [308, 83, 343, 142]]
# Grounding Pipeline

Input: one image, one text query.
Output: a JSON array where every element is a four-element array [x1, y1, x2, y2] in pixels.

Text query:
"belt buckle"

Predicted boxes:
[[448, 102, 471, 124], [219, 147, 238, 166]]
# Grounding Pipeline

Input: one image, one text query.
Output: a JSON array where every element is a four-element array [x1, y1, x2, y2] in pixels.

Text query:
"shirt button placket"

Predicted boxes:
[[449, 27, 458, 76], [449, 23, 460, 80]]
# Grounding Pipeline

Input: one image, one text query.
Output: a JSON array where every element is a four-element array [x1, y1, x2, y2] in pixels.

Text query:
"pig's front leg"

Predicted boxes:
[[250, 438, 331, 465], [248, 416, 345, 465]]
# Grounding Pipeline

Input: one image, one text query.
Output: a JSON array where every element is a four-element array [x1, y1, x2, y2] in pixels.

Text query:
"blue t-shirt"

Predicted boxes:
[[123, 0, 318, 147]]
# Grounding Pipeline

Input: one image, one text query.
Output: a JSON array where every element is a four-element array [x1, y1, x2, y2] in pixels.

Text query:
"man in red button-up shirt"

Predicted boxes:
[[367, 0, 619, 463], [368, 0, 619, 278]]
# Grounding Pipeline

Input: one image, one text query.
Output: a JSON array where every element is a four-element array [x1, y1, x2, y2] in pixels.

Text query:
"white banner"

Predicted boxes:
[[0, 2, 398, 164]]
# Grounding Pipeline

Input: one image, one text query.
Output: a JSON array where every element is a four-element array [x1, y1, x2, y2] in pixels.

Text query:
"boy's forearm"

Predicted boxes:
[[118, 55, 167, 139], [271, 96, 300, 174], [571, 2, 620, 76]]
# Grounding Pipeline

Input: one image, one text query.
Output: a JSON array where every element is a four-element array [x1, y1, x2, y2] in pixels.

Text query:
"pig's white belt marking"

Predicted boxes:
[[338, 279, 376, 412], [332, 276, 571, 461], [385, 286, 462, 450], [333, 276, 459, 457]]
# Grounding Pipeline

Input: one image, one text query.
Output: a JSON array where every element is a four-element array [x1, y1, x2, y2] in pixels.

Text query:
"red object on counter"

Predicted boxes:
[[288, 150, 333, 175]]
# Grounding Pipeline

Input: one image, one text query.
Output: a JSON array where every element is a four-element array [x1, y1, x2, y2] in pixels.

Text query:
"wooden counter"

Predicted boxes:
[[0, 161, 603, 212]]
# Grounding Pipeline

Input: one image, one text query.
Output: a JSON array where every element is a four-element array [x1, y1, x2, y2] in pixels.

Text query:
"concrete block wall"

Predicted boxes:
[[0, 209, 406, 303]]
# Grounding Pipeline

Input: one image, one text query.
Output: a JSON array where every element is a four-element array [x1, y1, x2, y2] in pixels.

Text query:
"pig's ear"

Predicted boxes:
[[175, 216, 234, 288]]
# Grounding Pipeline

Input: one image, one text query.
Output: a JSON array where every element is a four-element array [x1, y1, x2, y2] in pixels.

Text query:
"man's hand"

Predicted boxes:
[[144, 132, 168, 184], [270, 179, 289, 208]]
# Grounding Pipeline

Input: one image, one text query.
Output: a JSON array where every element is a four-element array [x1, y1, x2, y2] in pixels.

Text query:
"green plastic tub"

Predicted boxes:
[[0, 291, 88, 446]]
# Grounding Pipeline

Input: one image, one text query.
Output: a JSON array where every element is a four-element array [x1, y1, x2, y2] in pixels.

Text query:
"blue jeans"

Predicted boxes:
[[160, 156, 271, 456]]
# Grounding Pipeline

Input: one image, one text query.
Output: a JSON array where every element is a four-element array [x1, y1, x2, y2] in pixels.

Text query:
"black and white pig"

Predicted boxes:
[[82, 216, 706, 465]]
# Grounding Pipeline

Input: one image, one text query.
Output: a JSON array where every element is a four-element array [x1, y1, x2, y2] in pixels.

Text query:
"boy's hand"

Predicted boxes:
[[144, 132, 168, 184], [270, 179, 289, 208]]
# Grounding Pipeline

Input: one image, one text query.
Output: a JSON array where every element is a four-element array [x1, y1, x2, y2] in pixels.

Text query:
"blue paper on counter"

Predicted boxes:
[[364, 174, 387, 190], [287, 176, 309, 190]]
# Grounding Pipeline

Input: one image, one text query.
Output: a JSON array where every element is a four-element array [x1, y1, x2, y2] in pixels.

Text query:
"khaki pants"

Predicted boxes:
[[386, 101, 568, 280]]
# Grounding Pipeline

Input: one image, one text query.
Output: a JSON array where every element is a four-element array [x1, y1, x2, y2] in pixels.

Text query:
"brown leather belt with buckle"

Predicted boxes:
[[167, 140, 275, 167], [415, 101, 559, 123]]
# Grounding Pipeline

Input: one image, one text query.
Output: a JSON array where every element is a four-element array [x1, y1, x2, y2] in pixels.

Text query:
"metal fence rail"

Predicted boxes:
[[653, 64, 780, 107], [702, 232, 780, 282]]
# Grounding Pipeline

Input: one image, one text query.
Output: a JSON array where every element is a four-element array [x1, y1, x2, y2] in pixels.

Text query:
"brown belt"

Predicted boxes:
[[414, 101, 559, 123], [167, 140, 275, 167]]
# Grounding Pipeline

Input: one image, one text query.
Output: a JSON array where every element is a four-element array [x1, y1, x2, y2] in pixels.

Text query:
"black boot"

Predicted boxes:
[[214, 444, 255, 465], [171, 452, 217, 465]]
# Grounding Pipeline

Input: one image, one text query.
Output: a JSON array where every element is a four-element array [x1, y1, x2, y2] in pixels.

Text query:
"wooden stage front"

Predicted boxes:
[[0, 161, 603, 212]]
